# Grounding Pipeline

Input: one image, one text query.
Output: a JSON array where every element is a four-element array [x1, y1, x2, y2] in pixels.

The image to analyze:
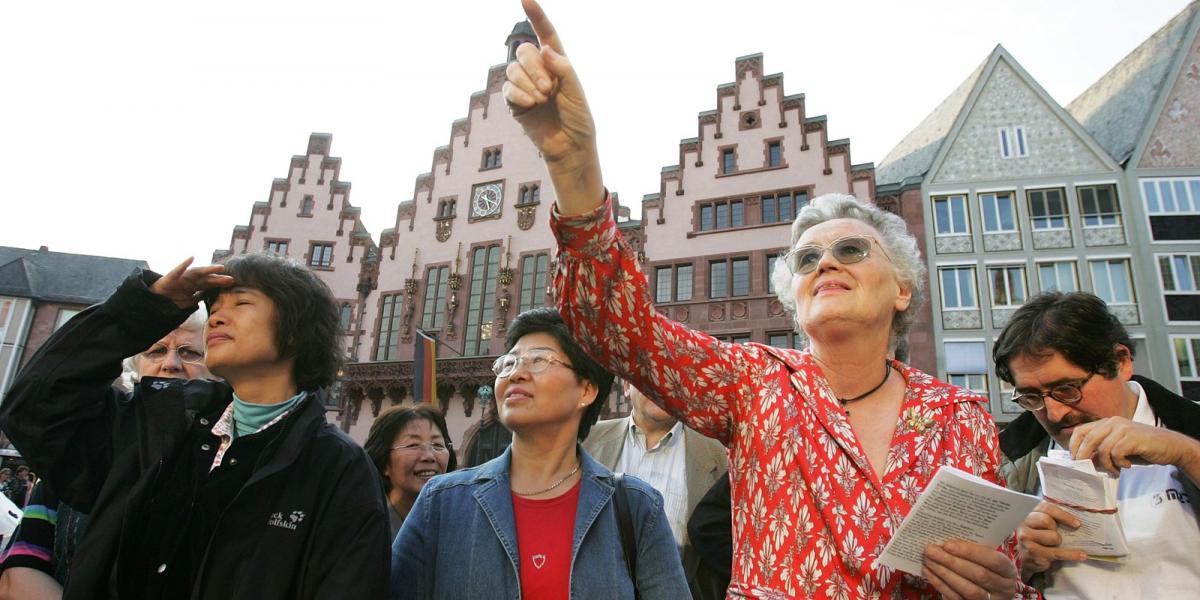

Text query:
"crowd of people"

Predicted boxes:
[[0, 1, 1196, 598]]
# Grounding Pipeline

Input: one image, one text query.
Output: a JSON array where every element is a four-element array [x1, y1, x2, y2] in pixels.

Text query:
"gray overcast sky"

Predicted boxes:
[[1, 0, 1191, 274]]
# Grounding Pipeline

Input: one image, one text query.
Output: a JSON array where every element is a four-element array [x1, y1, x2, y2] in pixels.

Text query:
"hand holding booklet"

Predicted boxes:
[[876, 465, 1040, 576], [1035, 449, 1128, 558]]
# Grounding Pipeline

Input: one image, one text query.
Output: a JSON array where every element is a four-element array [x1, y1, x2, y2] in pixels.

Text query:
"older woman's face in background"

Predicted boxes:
[[790, 218, 911, 338], [138, 327, 210, 380]]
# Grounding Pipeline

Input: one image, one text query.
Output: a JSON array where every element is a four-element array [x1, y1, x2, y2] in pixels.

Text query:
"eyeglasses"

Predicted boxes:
[[492, 349, 575, 378], [1011, 372, 1095, 411], [141, 344, 205, 365], [391, 442, 450, 455], [782, 235, 892, 275]]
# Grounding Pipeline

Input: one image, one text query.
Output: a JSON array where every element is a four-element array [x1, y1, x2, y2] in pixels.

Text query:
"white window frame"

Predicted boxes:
[[1141, 177, 1200, 215], [998, 128, 1013, 159], [1158, 253, 1200, 293], [1036, 260, 1078, 293], [1015, 126, 1029, 157], [1028, 188, 1069, 231], [947, 373, 989, 394], [980, 191, 1019, 233], [939, 266, 978, 310], [1078, 184, 1122, 228], [1089, 257, 1135, 305], [1171, 335, 1200, 381], [988, 265, 1028, 308], [933, 194, 970, 236]]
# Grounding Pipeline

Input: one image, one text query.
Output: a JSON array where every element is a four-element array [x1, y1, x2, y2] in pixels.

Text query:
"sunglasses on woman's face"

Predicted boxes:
[[783, 235, 891, 274]]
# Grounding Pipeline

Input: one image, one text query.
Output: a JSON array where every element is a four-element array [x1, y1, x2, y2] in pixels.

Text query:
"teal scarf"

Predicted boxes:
[[231, 390, 306, 438]]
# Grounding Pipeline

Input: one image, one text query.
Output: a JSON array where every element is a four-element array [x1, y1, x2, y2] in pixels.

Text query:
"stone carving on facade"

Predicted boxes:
[[495, 291, 511, 333], [367, 385, 385, 418], [673, 307, 690, 323], [444, 292, 458, 340], [517, 206, 537, 230], [708, 303, 726, 322], [982, 233, 1022, 252], [1032, 230, 1073, 250], [386, 383, 406, 406], [935, 235, 974, 254], [768, 299, 785, 317], [1083, 226, 1126, 247], [459, 384, 480, 418], [731, 302, 748, 320], [942, 310, 983, 330], [436, 220, 453, 242], [437, 384, 454, 415]]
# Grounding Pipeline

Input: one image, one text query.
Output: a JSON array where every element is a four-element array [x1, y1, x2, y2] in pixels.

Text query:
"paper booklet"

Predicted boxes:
[[1035, 449, 1128, 559], [876, 465, 1041, 576]]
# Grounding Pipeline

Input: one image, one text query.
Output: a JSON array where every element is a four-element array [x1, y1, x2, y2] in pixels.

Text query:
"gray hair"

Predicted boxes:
[[119, 308, 208, 390], [770, 193, 926, 352]]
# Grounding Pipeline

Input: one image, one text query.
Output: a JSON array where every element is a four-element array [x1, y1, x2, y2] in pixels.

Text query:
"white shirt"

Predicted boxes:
[[614, 419, 689, 547], [1044, 381, 1200, 599]]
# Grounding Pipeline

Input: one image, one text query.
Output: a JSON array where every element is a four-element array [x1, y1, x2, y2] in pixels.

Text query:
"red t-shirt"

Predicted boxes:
[[512, 480, 581, 600]]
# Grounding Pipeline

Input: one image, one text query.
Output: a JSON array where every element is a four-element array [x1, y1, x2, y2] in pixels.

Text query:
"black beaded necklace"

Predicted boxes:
[[839, 360, 892, 415]]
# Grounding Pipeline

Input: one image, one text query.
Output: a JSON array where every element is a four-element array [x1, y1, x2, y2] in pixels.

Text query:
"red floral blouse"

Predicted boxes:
[[550, 197, 1033, 599]]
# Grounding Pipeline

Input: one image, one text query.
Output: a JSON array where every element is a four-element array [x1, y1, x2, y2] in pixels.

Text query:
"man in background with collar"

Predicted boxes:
[[584, 379, 727, 599], [994, 291, 1200, 597]]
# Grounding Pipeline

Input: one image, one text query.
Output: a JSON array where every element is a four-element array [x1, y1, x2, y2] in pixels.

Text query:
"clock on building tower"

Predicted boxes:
[[471, 182, 503, 218]]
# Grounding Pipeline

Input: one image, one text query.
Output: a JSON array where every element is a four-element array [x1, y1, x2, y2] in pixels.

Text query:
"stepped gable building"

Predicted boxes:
[[641, 52, 875, 358], [339, 22, 572, 444], [213, 133, 379, 365], [1067, 1, 1200, 400], [877, 46, 1140, 420], [0, 246, 146, 448]]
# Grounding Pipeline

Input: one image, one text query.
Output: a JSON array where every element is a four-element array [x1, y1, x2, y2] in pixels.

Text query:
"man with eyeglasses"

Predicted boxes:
[[994, 291, 1200, 597]]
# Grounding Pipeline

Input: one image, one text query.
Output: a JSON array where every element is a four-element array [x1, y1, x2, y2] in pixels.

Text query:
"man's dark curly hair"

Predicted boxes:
[[504, 307, 614, 441], [201, 253, 342, 391], [994, 291, 1133, 385]]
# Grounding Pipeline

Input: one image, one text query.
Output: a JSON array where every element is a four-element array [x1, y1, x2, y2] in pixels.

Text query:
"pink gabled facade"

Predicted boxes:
[[211, 33, 878, 453], [338, 24, 566, 447], [214, 133, 378, 362], [643, 53, 874, 353]]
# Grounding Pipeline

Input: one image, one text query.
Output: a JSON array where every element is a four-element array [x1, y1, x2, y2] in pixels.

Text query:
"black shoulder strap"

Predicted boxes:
[[611, 473, 640, 599]]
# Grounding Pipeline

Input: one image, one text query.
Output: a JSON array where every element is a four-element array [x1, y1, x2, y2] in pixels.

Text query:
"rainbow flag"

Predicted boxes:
[[413, 331, 437, 402]]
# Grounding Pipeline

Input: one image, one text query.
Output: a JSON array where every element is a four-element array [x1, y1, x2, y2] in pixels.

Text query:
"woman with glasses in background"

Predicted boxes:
[[391, 307, 688, 599], [364, 405, 456, 540], [503, 3, 1031, 597]]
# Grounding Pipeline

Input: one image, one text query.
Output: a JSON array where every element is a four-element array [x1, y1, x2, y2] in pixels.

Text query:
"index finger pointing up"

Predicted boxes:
[[522, 0, 565, 55]]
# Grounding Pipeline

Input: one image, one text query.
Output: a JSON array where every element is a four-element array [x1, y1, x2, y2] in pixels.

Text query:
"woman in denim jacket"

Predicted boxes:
[[391, 308, 689, 599]]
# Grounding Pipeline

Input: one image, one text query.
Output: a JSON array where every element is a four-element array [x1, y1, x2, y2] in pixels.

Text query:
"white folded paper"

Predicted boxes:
[[1036, 450, 1128, 558]]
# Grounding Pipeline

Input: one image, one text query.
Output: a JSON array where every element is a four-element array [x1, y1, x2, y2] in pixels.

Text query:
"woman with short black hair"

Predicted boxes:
[[1, 254, 390, 600]]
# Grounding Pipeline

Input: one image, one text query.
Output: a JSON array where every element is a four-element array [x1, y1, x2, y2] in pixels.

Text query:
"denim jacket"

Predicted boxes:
[[391, 446, 689, 599]]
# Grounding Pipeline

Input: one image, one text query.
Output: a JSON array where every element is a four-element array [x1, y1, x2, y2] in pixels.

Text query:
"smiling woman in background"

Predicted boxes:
[[364, 405, 457, 540]]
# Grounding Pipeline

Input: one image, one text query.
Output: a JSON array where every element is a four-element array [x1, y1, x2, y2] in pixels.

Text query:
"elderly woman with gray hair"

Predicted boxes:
[[502, 2, 1031, 598]]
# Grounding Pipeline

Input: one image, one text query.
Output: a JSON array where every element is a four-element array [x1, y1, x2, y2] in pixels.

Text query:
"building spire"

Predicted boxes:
[[505, 20, 537, 62]]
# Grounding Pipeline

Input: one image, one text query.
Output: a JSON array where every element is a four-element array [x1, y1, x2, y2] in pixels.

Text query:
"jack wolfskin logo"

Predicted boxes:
[[268, 510, 306, 530]]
